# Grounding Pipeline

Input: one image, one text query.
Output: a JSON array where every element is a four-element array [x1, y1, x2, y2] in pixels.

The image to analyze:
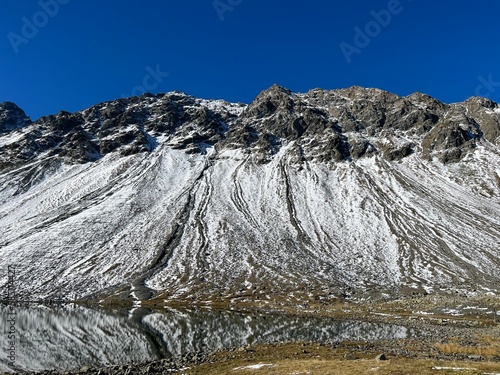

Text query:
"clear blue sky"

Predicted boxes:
[[1, 0, 499, 120]]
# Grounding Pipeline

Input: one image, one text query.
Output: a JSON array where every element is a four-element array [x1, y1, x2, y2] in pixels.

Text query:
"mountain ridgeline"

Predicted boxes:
[[0, 85, 499, 302], [2, 85, 500, 167]]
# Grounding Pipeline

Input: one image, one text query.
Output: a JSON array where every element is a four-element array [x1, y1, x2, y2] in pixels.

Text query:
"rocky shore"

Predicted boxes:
[[20, 310, 499, 375]]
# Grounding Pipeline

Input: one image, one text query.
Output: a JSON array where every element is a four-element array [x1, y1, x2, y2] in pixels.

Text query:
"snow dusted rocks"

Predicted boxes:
[[0, 86, 499, 302], [0, 102, 31, 134]]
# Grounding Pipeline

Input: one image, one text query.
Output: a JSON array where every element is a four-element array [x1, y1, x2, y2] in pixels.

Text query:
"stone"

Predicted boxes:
[[344, 352, 357, 360]]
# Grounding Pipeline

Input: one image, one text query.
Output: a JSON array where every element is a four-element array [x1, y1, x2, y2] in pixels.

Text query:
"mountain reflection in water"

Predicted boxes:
[[0, 305, 409, 372]]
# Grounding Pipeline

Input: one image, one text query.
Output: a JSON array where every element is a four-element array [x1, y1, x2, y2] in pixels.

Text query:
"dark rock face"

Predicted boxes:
[[1, 86, 499, 169], [225, 85, 499, 164], [0, 101, 31, 133], [463, 97, 500, 145], [0, 93, 242, 169]]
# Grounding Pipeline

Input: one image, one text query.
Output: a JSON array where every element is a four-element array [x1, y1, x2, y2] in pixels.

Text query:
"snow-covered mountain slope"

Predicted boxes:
[[0, 86, 499, 302]]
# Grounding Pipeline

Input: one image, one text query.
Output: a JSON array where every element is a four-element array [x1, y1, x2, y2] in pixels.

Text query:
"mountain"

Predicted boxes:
[[0, 102, 31, 134], [0, 86, 499, 303]]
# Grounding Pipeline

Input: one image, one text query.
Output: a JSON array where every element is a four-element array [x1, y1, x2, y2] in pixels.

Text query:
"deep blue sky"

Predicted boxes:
[[1, 0, 500, 120]]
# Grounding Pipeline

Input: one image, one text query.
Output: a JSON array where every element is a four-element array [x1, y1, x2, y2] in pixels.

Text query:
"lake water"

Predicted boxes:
[[0, 304, 410, 373]]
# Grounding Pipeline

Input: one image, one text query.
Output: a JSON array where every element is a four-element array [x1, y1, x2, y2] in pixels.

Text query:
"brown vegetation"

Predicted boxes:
[[186, 342, 500, 375]]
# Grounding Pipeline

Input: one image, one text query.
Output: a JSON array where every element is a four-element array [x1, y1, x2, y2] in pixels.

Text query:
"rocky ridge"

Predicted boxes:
[[1, 85, 500, 170]]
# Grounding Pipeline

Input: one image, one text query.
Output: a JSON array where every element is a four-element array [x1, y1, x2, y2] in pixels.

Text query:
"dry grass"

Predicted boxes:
[[185, 343, 500, 375], [434, 336, 500, 358], [187, 358, 500, 375]]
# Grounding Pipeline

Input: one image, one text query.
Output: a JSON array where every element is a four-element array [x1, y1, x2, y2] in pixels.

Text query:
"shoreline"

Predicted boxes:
[[2, 294, 500, 374]]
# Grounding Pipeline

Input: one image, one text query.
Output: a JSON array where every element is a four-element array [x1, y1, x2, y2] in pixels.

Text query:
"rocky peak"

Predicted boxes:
[[254, 84, 293, 98], [0, 102, 31, 133], [242, 84, 295, 118], [1, 86, 499, 169], [405, 92, 448, 112], [0, 93, 238, 168]]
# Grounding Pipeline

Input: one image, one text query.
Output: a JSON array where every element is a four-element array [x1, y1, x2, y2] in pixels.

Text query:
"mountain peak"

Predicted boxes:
[[256, 84, 293, 98], [0, 101, 31, 133]]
